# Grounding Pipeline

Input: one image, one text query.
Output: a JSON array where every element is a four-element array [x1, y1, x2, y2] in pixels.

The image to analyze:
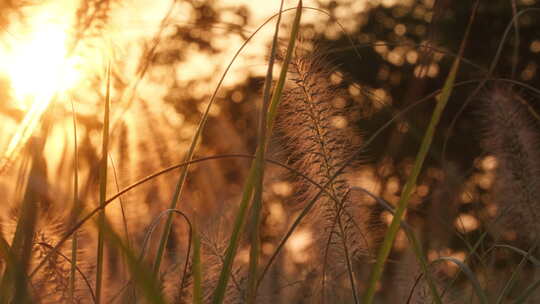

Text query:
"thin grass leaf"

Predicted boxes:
[[123, 209, 193, 302], [96, 63, 111, 304], [100, 218, 166, 304], [37, 242, 96, 304], [109, 156, 131, 250], [434, 257, 488, 304], [489, 244, 540, 266], [359, 186, 442, 304], [256, 79, 479, 288], [211, 2, 302, 303], [514, 278, 540, 303], [245, 1, 285, 303], [495, 247, 536, 304], [363, 54, 457, 304], [362, 2, 479, 301], [69, 99, 79, 304], [29, 151, 350, 281], [151, 3, 303, 279]]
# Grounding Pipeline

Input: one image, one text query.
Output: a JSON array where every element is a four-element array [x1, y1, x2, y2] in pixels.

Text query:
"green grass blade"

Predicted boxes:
[[211, 2, 302, 303], [210, 166, 256, 304], [150, 3, 297, 278], [96, 63, 111, 304], [491, 244, 540, 266], [124, 209, 193, 302], [362, 8, 476, 303], [363, 57, 460, 304], [100, 218, 166, 304], [366, 187, 442, 304], [245, 1, 285, 303], [110, 156, 131, 250]]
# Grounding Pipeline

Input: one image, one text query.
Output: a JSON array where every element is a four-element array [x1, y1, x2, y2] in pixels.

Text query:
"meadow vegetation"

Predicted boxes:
[[1, 0, 540, 303]]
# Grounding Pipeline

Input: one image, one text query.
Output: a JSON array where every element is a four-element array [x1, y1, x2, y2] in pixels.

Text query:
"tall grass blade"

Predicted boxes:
[[245, 1, 285, 303], [1, 138, 46, 303], [150, 2, 299, 279], [210, 2, 302, 304], [367, 187, 442, 304], [100, 218, 166, 304], [110, 156, 131, 250], [69, 99, 79, 303], [362, 1, 479, 301], [96, 63, 111, 304]]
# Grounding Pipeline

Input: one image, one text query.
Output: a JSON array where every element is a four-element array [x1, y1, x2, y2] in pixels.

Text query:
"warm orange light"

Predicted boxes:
[[1, 23, 80, 109], [0, 15, 80, 172]]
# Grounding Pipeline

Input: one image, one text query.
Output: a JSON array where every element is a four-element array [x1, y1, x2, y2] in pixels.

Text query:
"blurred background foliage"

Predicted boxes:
[[1, 0, 540, 302]]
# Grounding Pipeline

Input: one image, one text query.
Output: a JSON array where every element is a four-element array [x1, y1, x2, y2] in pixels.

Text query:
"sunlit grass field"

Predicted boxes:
[[1, 0, 540, 303]]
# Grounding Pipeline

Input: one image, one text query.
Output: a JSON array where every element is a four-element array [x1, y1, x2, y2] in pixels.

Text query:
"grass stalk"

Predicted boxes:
[[150, 2, 298, 279], [211, 2, 302, 303], [256, 79, 478, 288], [100, 218, 166, 304], [363, 2, 479, 301], [95, 63, 111, 304], [362, 47, 457, 304], [32, 151, 365, 282], [69, 99, 79, 303], [245, 1, 285, 303]]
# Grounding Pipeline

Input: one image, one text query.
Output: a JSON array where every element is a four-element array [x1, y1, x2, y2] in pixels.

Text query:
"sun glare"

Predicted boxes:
[[0, 13, 81, 172], [1, 23, 80, 109]]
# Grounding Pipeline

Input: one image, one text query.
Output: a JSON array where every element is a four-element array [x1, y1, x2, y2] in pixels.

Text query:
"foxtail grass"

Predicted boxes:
[[275, 43, 373, 302], [481, 85, 540, 242], [211, 2, 302, 303]]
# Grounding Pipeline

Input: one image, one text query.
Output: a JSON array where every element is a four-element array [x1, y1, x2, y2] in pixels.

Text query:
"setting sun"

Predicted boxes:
[[0, 17, 79, 110], [0, 13, 80, 172]]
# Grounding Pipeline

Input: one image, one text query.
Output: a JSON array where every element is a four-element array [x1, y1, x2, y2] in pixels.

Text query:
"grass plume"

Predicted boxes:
[[481, 84, 540, 243], [276, 44, 370, 302]]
